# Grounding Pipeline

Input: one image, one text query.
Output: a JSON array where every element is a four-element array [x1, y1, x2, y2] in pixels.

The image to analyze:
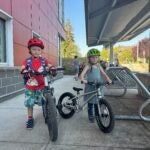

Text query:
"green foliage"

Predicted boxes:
[[100, 46, 134, 63], [118, 47, 134, 63], [62, 57, 87, 75], [100, 48, 109, 61], [61, 20, 81, 58]]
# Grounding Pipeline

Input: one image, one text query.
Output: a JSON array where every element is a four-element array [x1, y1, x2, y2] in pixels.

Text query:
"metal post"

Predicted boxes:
[[109, 43, 113, 65], [148, 56, 150, 73], [137, 41, 139, 62], [148, 30, 150, 73]]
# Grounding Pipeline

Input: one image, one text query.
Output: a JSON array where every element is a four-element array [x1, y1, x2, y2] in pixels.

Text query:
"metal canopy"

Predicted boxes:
[[84, 0, 150, 47]]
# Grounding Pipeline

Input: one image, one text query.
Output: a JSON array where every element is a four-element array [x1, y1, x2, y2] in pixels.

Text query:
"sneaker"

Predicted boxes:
[[26, 118, 34, 129]]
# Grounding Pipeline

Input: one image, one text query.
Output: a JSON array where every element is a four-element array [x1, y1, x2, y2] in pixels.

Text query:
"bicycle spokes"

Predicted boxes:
[[62, 97, 75, 112], [98, 104, 111, 127]]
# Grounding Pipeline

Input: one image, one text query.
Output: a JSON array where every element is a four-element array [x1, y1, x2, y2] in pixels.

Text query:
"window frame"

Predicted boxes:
[[32, 31, 40, 38], [0, 9, 13, 67], [0, 18, 6, 63]]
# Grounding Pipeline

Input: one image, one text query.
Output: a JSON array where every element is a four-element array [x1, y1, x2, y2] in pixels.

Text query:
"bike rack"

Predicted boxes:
[[106, 67, 150, 122], [106, 67, 137, 97], [106, 71, 127, 97]]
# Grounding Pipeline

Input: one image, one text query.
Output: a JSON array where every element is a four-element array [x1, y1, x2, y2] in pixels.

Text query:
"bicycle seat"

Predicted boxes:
[[73, 87, 83, 92]]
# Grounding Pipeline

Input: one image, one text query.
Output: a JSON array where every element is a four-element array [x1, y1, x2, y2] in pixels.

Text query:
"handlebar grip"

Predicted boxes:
[[20, 69, 29, 74], [111, 80, 114, 84], [56, 67, 65, 71], [87, 81, 95, 85], [81, 81, 83, 84]]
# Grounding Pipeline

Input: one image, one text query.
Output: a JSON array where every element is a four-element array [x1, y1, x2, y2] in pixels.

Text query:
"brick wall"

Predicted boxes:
[[0, 67, 63, 102]]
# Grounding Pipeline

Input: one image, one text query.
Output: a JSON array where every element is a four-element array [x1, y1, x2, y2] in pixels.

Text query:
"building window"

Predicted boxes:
[[0, 9, 13, 67], [0, 18, 6, 63], [58, 0, 64, 25]]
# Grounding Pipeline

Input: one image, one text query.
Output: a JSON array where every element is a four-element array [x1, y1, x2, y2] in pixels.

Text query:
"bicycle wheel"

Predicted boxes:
[[44, 93, 58, 141], [57, 92, 76, 119], [42, 99, 47, 124], [94, 99, 115, 133]]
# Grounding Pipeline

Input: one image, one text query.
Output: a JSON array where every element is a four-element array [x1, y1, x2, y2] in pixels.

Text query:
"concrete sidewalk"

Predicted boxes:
[[0, 76, 150, 150]]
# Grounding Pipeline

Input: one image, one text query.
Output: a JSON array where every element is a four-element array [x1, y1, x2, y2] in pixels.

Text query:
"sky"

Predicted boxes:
[[64, 0, 150, 57]]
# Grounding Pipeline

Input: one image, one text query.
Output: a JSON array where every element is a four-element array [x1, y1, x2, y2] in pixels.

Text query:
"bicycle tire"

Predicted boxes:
[[44, 93, 58, 141], [57, 92, 76, 119], [94, 99, 115, 133], [42, 100, 47, 124]]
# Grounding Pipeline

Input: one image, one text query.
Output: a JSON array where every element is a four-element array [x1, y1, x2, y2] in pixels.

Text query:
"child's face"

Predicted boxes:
[[30, 46, 42, 57], [89, 56, 99, 64]]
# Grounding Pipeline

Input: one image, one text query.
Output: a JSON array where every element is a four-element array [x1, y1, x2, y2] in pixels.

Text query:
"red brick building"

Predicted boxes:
[[0, 0, 65, 67], [0, 0, 65, 99]]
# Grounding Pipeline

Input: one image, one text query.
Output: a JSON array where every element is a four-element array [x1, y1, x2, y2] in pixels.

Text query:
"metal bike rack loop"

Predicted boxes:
[[106, 67, 150, 122]]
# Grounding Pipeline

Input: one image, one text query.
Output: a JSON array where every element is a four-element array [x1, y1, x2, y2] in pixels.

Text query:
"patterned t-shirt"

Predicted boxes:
[[22, 57, 49, 90]]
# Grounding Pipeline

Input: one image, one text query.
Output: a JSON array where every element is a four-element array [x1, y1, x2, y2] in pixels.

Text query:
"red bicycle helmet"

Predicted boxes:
[[27, 38, 44, 49]]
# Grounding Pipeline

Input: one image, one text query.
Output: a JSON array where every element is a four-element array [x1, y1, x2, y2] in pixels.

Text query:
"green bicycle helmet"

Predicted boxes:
[[87, 48, 100, 57]]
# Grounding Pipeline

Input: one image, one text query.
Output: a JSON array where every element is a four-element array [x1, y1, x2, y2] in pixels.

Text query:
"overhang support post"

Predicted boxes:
[[109, 43, 114, 65]]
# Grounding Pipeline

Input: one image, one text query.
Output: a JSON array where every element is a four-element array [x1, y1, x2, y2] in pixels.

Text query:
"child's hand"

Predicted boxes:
[[81, 79, 88, 84], [107, 79, 112, 84], [21, 69, 30, 78], [21, 69, 29, 74], [49, 66, 57, 76]]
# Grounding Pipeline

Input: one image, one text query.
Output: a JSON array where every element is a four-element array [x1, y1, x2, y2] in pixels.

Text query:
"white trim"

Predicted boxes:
[[0, 9, 13, 20], [0, 9, 13, 67], [6, 19, 14, 66], [0, 62, 8, 67], [57, 34, 62, 66], [32, 31, 40, 38]]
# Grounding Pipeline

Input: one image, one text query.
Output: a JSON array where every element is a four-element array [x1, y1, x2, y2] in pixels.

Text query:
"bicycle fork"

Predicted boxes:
[[95, 88, 103, 117]]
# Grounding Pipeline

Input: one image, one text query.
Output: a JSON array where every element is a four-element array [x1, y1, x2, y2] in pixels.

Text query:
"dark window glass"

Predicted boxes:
[[0, 18, 6, 63]]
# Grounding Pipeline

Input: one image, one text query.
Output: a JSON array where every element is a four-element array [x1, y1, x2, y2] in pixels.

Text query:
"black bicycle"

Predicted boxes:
[[22, 67, 63, 141], [57, 81, 115, 133]]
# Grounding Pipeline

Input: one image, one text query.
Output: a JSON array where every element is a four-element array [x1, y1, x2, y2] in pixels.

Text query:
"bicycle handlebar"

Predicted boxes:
[[87, 81, 110, 87], [56, 67, 65, 71], [21, 67, 64, 76]]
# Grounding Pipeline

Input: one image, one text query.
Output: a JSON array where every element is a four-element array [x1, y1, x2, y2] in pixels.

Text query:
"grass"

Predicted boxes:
[[122, 63, 149, 73]]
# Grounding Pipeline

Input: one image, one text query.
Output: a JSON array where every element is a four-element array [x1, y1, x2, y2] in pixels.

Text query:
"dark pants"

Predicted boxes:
[[88, 103, 94, 119]]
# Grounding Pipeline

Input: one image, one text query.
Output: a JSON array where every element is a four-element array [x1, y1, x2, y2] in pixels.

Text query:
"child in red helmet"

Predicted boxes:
[[21, 38, 55, 129]]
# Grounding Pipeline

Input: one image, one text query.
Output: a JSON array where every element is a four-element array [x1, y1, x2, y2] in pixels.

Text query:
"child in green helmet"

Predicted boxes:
[[80, 48, 112, 123]]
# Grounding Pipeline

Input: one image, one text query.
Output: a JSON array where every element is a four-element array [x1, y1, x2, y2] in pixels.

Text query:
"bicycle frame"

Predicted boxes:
[[58, 82, 114, 133], [65, 86, 104, 112], [42, 70, 55, 94]]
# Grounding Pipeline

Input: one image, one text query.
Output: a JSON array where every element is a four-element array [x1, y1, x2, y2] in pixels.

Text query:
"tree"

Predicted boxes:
[[118, 47, 134, 63], [100, 46, 134, 63], [61, 20, 80, 58], [100, 48, 109, 61]]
